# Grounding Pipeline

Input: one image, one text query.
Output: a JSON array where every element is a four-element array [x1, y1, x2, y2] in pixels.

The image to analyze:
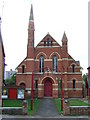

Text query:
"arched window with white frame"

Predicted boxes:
[[52, 55, 58, 72], [39, 56, 44, 73]]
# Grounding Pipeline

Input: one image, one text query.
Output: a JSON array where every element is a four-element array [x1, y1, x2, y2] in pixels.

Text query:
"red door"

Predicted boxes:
[[44, 80, 52, 97], [9, 88, 17, 99]]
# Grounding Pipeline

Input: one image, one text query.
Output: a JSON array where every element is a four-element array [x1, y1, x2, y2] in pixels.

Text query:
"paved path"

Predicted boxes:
[[35, 98, 60, 117]]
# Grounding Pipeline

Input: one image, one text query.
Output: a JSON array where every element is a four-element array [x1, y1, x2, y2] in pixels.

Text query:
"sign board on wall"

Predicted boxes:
[[1, 89, 8, 99], [17, 89, 24, 99]]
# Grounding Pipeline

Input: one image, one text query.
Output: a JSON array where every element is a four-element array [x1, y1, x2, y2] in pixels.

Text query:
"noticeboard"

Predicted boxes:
[[1, 89, 8, 99], [17, 89, 24, 99]]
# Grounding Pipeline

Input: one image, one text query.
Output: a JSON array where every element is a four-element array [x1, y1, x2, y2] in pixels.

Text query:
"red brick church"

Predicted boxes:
[[16, 5, 83, 98]]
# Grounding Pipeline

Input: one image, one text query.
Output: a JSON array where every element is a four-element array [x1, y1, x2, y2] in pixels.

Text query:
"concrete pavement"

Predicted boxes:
[[1, 115, 90, 120]]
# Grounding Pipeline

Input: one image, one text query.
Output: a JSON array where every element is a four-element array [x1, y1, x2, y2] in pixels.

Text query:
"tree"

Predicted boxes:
[[5, 73, 16, 85], [82, 74, 87, 87], [82, 74, 88, 97]]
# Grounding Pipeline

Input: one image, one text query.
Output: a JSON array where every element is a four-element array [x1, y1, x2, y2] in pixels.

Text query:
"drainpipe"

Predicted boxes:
[[61, 72, 63, 111], [31, 72, 33, 110]]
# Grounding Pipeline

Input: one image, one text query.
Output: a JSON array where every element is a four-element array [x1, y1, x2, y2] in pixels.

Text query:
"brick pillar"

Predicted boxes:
[[22, 100, 28, 115], [64, 99, 70, 116]]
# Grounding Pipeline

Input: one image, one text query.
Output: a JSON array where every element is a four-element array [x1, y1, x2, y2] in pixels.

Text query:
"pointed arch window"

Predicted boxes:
[[47, 38, 49, 46], [39, 56, 44, 73], [51, 41, 53, 46], [72, 64, 75, 73], [44, 41, 46, 46], [73, 79, 75, 88], [22, 65, 25, 73], [36, 80, 38, 89], [52, 55, 58, 72]]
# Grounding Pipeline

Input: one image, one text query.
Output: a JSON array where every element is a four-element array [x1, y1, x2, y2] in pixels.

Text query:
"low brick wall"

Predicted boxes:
[[0, 106, 28, 115], [1, 107, 23, 115], [70, 106, 90, 115], [0, 100, 28, 115]]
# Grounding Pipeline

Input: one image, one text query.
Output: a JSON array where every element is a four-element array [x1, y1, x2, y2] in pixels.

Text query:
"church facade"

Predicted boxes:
[[16, 5, 83, 98]]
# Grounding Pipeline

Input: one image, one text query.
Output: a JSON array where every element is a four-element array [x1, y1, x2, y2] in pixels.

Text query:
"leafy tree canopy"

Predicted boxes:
[[82, 74, 87, 86], [5, 73, 16, 85]]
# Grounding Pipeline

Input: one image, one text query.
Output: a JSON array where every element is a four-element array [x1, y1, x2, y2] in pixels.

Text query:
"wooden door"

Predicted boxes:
[[44, 80, 52, 97]]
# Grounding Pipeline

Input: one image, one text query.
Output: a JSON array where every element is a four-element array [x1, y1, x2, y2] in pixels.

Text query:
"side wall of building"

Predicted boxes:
[[0, 42, 4, 105]]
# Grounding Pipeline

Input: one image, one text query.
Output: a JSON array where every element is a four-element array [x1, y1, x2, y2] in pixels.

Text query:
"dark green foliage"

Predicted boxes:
[[54, 99, 63, 115], [82, 74, 87, 83], [82, 74, 87, 87], [70, 99, 90, 106], [28, 99, 40, 115], [5, 73, 16, 85], [3, 99, 22, 107]]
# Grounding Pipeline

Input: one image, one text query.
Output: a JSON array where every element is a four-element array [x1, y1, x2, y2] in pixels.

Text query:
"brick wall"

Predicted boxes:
[[64, 101, 90, 116], [88, 68, 90, 98], [0, 41, 4, 105], [0, 42, 3, 87], [70, 106, 90, 115]]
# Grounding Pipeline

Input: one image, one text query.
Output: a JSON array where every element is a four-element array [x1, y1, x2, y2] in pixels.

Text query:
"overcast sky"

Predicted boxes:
[[0, 0, 88, 74]]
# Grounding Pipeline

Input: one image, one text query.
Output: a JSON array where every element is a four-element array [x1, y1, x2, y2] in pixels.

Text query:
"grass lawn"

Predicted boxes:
[[3, 99, 22, 107], [3, 98, 40, 115], [69, 99, 90, 106], [54, 98, 90, 115], [28, 99, 40, 115], [54, 99, 63, 115]]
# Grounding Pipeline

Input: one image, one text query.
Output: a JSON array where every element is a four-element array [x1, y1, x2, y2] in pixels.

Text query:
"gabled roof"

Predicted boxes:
[[36, 33, 61, 48], [68, 54, 81, 67], [0, 27, 5, 57], [15, 57, 27, 70]]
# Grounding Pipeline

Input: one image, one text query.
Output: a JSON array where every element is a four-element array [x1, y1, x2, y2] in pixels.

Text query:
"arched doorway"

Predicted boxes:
[[44, 78, 52, 97], [20, 83, 26, 88]]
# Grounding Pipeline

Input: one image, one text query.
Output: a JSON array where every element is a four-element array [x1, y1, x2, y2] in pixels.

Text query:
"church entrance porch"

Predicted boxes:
[[38, 77, 58, 98], [44, 78, 52, 97]]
